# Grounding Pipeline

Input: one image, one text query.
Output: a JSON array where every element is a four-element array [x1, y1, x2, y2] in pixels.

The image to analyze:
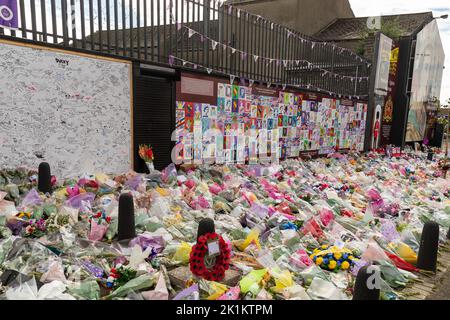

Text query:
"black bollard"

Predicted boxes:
[[427, 151, 433, 161], [197, 218, 215, 240], [417, 221, 440, 272], [117, 193, 136, 241], [447, 227, 450, 240], [352, 266, 380, 300], [38, 162, 52, 194]]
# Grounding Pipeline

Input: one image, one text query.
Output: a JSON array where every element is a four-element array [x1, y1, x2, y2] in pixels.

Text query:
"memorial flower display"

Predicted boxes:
[[0, 149, 449, 300]]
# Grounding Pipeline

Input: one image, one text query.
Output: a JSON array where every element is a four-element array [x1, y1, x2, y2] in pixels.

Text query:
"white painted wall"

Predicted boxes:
[[0, 41, 132, 177]]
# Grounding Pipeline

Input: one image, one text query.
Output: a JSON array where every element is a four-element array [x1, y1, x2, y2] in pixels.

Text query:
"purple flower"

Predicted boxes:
[[6, 220, 25, 236]]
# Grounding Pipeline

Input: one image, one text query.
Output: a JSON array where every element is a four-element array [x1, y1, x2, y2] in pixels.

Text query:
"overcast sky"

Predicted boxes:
[[349, 0, 450, 104]]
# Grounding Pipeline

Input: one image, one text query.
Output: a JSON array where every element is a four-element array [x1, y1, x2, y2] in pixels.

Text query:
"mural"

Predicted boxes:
[[174, 83, 367, 164]]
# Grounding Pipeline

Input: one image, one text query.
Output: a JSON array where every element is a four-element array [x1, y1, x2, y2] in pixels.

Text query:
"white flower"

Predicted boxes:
[[107, 276, 115, 282], [115, 263, 122, 269]]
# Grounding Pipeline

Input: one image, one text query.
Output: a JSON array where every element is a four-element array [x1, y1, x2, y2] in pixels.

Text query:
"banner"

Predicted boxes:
[[379, 43, 399, 146], [0, 0, 18, 29]]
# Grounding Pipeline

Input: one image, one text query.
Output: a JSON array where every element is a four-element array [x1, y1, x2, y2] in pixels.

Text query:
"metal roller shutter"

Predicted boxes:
[[133, 73, 175, 172]]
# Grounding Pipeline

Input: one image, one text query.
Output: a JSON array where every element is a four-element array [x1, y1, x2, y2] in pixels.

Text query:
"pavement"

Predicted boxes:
[[399, 241, 450, 300]]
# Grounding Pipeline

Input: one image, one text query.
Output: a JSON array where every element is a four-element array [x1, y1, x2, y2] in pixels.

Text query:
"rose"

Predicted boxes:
[[146, 148, 154, 160]]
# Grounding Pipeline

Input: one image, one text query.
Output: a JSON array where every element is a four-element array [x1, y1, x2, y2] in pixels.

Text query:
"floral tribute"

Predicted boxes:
[[309, 244, 360, 272], [189, 232, 231, 282], [138, 144, 154, 163]]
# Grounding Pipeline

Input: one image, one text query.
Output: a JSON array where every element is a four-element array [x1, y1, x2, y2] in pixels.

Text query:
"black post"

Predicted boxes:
[[117, 193, 136, 241], [38, 162, 52, 194], [197, 218, 215, 241], [353, 266, 380, 300], [417, 221, 440, 272]]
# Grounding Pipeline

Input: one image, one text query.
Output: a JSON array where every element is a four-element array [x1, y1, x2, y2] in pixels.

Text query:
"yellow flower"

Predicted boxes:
[[313, 248, 320, 254], [321, 244, 328, 249], [341, 261, 350, 270], [334, 252, 342, 260], [348, 255, 354, 260], [315, 257, 323, 265], [328, 260, 337, 269], [309, 254, 315, 260]]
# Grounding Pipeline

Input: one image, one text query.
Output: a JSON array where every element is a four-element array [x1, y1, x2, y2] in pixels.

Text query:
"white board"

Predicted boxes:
[[0, 40, 132, 177]]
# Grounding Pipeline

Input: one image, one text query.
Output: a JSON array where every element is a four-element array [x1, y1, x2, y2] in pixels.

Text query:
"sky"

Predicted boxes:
[[349, 0, 450, 105], [1, 0, 448, 103]]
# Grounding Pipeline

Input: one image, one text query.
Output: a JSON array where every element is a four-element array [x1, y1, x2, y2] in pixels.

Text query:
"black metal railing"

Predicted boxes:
[[0, 0, 370, 97]]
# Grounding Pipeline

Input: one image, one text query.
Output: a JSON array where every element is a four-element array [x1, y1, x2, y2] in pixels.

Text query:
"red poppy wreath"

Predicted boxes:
[[189, 232, 231, 281]]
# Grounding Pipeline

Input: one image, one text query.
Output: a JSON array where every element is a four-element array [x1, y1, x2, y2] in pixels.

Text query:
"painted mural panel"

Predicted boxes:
[[406, 20, 445, 142], [175, 82, 367, 164]]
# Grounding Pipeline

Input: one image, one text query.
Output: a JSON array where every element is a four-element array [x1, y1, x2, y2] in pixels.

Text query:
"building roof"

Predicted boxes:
[[314, 12, 433, 41]]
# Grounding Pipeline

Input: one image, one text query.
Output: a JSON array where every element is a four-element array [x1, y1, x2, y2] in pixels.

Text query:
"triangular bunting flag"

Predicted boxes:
[[207, 68, 212, 74], [188, 28, 195, 38], [230, 74, 235, 84], [211, 40, 218, 50], [253, 55, 259, 63], [249, 79, 254, 87], [231, 47, 236, 54]]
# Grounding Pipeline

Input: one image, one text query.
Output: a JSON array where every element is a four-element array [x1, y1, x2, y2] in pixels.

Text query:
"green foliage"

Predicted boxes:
[[357, 18, 405, 56]]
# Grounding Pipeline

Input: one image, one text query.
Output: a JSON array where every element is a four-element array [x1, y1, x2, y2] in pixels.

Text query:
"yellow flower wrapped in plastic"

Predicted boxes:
[[206, 281, 229, 300], [333, 252, 342, 260], [341, 261, 350, 270], [172, 242, 192, 264], [235, 228, 261, 251], [315, 257, 323, 265], [270, 269, 294, 293], [328, 260, 337, 269]]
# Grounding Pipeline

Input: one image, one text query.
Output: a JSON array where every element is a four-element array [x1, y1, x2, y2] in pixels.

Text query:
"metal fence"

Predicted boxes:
[[0, 0, 370, 97]]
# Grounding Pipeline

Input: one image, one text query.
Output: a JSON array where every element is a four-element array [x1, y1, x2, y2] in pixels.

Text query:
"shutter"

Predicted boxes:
[[134, 74, 174, 172]]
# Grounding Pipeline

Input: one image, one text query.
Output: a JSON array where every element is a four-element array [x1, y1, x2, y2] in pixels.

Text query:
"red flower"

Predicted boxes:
[[94, 212, 102, 218], [146, 148, 154, 159], [189, 232, 231, 282], [110, 268, 117, 274], [105, 216, 112, 223]]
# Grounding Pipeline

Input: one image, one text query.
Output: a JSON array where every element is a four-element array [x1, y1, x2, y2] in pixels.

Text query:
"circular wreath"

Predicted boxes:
[[189, 232, 231, 281]]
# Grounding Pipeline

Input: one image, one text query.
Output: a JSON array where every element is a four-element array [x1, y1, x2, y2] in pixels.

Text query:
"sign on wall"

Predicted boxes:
[[174, 82, 367, 164], [0, 0, 18, 29], [0, 40, 132, 176]]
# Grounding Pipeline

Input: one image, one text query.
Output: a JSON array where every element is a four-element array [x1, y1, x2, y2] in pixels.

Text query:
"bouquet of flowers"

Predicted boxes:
[[106, 264, 137, 289], [23, 218, 47, 238], [138, 144, 155, 172], [88, 211, 112, 241], [309, 244, 360, 272]]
